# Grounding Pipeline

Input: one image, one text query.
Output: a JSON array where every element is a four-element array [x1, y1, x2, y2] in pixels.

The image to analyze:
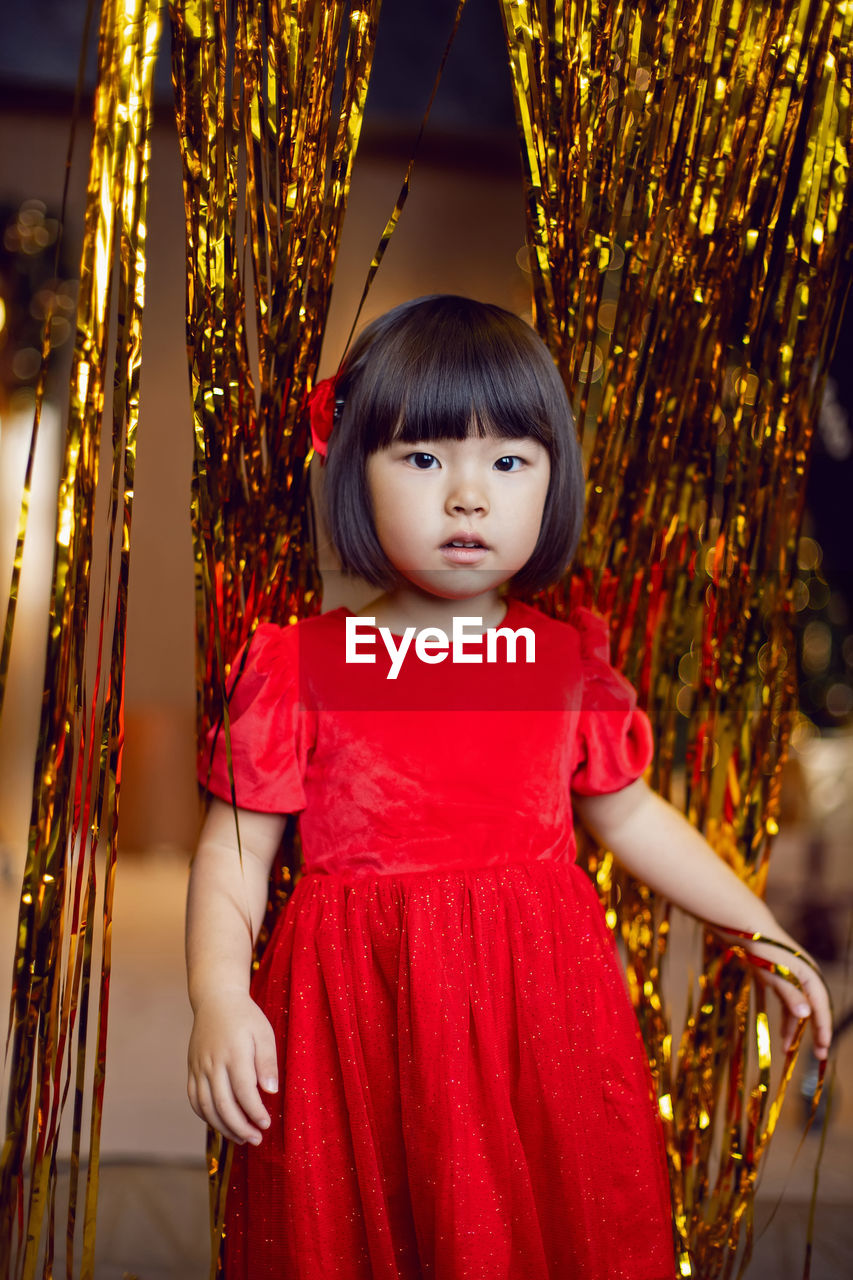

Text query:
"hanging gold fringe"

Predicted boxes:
[[168, 1, 383, 1268], [170, 0, 383, 740], [0, 2, 163, 1276], [500, 2, 852, 1276]]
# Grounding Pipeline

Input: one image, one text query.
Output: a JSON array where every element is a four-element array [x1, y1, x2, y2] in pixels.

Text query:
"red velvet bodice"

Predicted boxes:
[[200, 599, 653, 879]]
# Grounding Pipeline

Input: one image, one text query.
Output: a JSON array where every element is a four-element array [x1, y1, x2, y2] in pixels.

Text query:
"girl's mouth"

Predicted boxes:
[[440, 540, 489, 565]]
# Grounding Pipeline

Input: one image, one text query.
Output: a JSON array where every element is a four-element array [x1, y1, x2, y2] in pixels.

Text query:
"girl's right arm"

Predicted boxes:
[[186, 797, 288, 1146]]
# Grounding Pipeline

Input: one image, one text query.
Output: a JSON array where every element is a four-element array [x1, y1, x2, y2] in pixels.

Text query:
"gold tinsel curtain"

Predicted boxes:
[[0, 1, 162, 1276], [500, 1, 851, 1276], [168, 0, 383, 1261], [2, 1, 850, 1277], [170, 0, 382, 741]]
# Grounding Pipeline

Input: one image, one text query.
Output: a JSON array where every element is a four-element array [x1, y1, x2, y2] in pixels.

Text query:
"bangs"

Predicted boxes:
[[342, 297, 559, 451], [387, 346, 552, 446]]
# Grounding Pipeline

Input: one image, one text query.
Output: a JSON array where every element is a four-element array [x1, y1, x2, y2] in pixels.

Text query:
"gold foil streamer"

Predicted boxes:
[[0, 2, 162, 1276], [500, 1, 851, 1275], [170, 0, 382, 741], [169, 1, 382, 1267]]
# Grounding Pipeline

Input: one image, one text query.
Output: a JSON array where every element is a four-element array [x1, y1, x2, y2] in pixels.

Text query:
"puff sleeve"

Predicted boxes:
[[197, 623, 310, 813], [569, 607, 654, 795]]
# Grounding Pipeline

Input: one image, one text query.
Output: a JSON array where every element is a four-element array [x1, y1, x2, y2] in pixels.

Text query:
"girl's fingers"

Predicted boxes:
[[193, 1075, 237, 1143], [808, 984, 833, 1059], [210, 1067, 266, 1144], [772, 986, 795, 1047], [778, 1003, 800, 1054], [764, 967, 832, 1060], [790, 972, 833, 1058], [187, 1072, 201, 1121], [767, 970, 810, 1021], [253, 1017, 280, 1097], [230, 1057, 272, 1131], [196, 1071, 263, 1146]]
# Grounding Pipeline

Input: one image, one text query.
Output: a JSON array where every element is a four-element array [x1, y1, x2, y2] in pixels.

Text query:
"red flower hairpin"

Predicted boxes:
[[307, 376, 339, 462]]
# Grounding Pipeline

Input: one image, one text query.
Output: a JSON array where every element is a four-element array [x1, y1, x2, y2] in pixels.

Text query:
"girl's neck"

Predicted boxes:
[[357, 587, 510, 636]]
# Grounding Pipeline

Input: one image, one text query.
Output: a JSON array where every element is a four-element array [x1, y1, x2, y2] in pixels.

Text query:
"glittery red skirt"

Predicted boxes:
[[221, 860, 676, 1279]]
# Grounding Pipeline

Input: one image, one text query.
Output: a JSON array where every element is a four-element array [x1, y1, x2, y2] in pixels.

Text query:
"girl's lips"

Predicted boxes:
[[440, 544, 489, 565]]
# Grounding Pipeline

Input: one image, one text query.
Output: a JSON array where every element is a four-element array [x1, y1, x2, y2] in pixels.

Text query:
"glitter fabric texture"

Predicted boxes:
[[200, 603, 677, 1278]]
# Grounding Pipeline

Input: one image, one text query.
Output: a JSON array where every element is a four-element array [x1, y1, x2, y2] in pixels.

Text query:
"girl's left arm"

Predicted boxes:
[[573, 778, 833, 1060]]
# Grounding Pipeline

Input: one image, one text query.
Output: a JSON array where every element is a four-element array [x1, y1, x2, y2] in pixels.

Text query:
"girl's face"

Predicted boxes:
[[365, 430, 551, 602]]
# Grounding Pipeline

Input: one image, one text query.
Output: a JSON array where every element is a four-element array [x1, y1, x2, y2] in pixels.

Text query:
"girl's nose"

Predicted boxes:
[[445, 482, 488, 515]]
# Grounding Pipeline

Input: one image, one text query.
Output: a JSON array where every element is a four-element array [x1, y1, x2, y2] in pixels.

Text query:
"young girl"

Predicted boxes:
[[186, 295, 832, 1280]]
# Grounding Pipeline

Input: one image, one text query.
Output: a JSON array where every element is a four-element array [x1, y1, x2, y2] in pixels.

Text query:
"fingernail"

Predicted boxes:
[[262, 1078, 278, 1093], [250, 1134, 262, 1146], [795, 1004, 809, 1017], [260, 1116, 270, 1128]]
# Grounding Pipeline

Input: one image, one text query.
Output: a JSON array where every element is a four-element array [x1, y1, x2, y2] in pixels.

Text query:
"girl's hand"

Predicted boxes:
[[187, 989, 280, 1145], [723, 926, 833, 1061], [574, 782, 834, 1063]]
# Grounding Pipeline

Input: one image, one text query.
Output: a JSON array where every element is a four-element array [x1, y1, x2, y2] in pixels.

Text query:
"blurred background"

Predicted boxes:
[[0, 1, 851, 1275]]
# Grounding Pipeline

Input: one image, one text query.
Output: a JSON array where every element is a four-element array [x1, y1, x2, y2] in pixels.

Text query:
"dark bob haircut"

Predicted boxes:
[[322, 294, 585, 594]]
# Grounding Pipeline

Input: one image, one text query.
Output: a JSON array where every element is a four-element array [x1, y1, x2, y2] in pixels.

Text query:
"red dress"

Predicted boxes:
[[200, 598, 676, 1279]]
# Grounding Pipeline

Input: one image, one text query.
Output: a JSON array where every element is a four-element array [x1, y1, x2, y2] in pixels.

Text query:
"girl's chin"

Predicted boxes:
[[393, 568, 515, 601]]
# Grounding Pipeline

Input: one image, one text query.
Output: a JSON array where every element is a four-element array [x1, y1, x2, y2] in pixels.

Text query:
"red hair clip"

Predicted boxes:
[[308, 376, 339, 461]]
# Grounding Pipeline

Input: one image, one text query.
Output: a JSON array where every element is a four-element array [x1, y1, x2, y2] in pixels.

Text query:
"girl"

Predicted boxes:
[[186, 295, 832, 1280]]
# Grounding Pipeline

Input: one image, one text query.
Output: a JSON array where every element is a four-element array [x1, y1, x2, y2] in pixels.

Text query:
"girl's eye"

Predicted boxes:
[[494, 455, 525, 472], [405, 451, 439, 470]]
